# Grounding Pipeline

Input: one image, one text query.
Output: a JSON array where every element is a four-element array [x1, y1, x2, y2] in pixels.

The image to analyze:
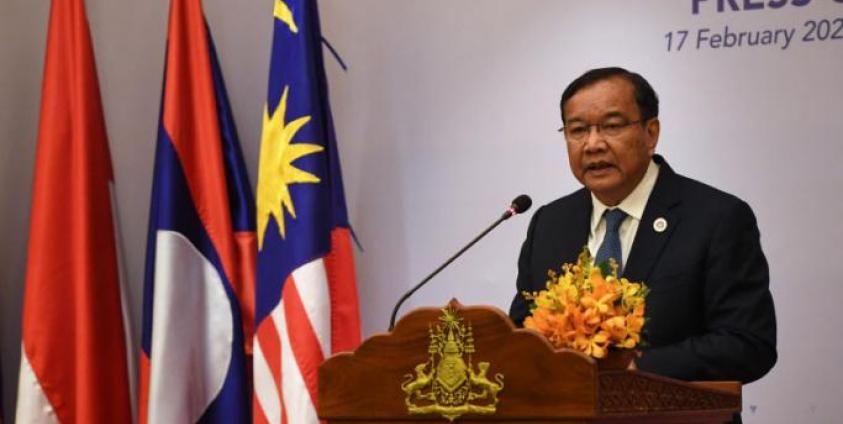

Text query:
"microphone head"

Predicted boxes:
[[510, 194, 532, 214]]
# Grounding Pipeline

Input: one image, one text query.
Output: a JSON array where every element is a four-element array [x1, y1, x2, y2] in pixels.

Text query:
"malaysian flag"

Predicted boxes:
[[15, 0, 134, 422], [139, 0, 255, 422], [252, 1, 361, 422]]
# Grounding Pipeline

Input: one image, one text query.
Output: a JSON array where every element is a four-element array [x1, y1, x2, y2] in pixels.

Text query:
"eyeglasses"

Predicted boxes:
[[559, 119, 644, 142]]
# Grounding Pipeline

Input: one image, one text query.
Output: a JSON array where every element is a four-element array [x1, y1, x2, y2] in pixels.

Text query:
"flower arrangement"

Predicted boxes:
[[522, 248, 648, 359]]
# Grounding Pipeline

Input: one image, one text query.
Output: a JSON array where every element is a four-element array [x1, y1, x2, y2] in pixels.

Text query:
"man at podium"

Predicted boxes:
[[509, 67, 777, 386]]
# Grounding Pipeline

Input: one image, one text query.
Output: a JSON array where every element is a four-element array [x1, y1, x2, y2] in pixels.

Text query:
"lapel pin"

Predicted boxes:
[[653, 217, 668, 233]]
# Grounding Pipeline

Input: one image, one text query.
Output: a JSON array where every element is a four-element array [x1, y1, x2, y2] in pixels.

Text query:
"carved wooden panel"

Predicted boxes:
[[319, 300, 741, 423], [600, 371, 740, 414]]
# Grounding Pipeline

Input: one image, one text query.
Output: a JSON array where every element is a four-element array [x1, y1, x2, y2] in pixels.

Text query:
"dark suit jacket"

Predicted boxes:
[[510, 155, 777, 384]]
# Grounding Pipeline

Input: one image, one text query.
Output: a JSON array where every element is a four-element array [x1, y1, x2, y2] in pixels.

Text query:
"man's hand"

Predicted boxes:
[[627, 351, 642, 370]]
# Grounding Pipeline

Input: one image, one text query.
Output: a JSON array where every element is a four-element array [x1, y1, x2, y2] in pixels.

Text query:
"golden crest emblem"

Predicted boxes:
[[401, 307, 504, 421]]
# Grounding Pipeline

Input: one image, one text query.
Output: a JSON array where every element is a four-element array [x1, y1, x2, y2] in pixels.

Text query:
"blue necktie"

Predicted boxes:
[[595, 208, 627, 272]]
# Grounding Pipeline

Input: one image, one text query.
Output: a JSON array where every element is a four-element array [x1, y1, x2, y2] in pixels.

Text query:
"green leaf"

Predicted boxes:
[[597, 261, 612, 277]]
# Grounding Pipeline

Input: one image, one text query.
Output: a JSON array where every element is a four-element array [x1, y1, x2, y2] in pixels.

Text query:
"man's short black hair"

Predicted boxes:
[[559, 67, 659, 124]]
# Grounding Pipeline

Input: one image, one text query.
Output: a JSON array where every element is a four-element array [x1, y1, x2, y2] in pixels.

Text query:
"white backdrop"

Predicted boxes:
[[2, 1, 842, 422]]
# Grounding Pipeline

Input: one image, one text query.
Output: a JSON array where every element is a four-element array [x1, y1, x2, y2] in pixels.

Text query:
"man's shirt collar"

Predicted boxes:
[[590, 159, 660, 232]]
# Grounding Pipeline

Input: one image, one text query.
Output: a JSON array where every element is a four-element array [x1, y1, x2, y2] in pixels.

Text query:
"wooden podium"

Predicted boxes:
[[319, 300, 740, 423]]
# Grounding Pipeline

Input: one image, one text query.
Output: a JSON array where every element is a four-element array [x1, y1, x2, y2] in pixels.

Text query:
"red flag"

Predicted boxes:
[[16, 0, 134, 422]]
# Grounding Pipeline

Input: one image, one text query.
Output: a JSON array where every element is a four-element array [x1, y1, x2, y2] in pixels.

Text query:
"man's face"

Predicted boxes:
[[562, 77, 659, 206]]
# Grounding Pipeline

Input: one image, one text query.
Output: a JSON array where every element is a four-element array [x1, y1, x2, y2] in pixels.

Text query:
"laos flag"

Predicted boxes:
[[252, 1, 361, 422], [139, 0, 256, 422]]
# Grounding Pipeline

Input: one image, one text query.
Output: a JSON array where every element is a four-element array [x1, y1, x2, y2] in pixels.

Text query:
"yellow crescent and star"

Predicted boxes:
[[256, 0, 322, 249]]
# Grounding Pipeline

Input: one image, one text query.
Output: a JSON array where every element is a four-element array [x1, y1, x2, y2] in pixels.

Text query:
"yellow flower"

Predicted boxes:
[[620, 337, 637, 349], [601, 316, 628, 342], [587, 332, 610, 358]]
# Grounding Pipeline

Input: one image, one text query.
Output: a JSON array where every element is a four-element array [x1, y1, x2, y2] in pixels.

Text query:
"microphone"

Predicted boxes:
[[387, 195, 532, 331], [503, 194, 532, 219]]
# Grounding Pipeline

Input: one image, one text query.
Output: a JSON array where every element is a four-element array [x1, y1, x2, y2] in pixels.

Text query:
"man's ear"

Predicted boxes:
[[645, 118, 660, 154]]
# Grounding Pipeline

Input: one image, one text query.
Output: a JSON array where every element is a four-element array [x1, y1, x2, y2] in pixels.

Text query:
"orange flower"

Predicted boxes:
[[628, 312, 645, 334], [523, 247, 648, 358]]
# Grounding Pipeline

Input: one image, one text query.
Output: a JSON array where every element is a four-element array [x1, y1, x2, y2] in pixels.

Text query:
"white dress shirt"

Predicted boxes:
[[587, 160, 660, 268]]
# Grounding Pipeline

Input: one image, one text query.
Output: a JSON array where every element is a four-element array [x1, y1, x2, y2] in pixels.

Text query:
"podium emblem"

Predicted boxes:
[[401, 306, 504, 421]]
